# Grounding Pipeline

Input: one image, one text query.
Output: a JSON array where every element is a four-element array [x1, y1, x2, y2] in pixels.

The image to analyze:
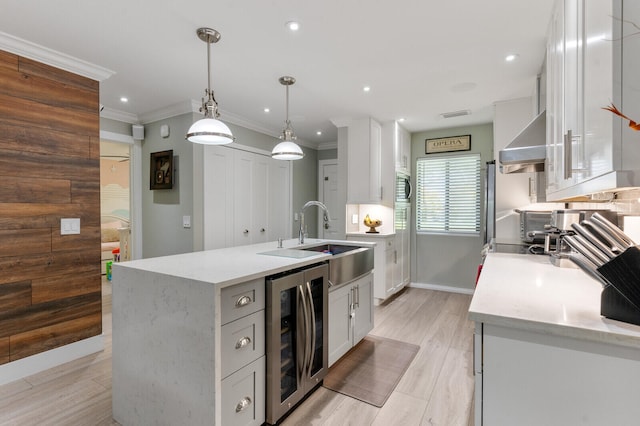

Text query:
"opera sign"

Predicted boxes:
[[425, 135, 471, 154]]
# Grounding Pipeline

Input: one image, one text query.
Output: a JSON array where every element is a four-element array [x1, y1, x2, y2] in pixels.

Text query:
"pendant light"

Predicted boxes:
[[272, 76, 304, 160], [186, 28, 235, 145]]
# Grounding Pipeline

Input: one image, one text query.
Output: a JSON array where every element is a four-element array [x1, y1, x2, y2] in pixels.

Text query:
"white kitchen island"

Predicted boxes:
[[469, 253, 640, 426], [111, 238, 374, 426]]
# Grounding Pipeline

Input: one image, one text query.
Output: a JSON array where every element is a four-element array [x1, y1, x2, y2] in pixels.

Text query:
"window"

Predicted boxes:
[[416, 154, 481, 234]]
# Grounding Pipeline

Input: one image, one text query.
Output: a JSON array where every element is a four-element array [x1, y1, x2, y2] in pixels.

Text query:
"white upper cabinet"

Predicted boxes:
[[546, 0, 640, 200], [394, 122, 411, 173], [347, 117, 383, 204]]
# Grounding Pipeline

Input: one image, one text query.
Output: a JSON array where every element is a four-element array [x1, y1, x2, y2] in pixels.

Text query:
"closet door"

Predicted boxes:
[[268, 160, 291, 241], [234, 151, 254, 246], [252, 154, 269, 244], [203, 146, 234, 250]]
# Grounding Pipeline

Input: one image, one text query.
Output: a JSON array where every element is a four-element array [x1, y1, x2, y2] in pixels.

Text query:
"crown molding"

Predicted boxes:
[[100, 107, 139, 124], [109, 98, 321, 151], [138, 100, 196, 124], [317, 141, 338, 150], [0, 31, 114, 81]]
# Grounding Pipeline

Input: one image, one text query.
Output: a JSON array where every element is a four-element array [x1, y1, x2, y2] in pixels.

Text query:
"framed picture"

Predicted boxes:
[[150, 150, 173, 190], [425, 134, 471, 154]]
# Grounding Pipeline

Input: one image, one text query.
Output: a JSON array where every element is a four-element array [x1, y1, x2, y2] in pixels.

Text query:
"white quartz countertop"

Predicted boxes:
[[346, 232, 395, 238], [112, 238, 375, 288], [469, 253, 640, 349]]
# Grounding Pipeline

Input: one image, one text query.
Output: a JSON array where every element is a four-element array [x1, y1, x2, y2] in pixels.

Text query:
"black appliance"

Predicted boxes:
[[396, 171, 411, 202]]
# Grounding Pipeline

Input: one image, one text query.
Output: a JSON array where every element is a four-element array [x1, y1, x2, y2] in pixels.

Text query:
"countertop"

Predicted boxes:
[[346, 232, 395, 238], [112, 238, 375, 288], [469, 252, 640, 349]]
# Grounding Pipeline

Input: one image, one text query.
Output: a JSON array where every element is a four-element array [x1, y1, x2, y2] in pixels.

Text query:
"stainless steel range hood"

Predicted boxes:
[[499, 111, 546, 174]]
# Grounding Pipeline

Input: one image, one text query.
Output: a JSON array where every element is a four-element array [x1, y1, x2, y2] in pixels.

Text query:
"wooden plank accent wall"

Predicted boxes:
[[0, 49, 101, 364]]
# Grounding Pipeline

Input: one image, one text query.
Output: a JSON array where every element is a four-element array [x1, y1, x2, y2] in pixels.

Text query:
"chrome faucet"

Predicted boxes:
[[299, 201, 330, 244]]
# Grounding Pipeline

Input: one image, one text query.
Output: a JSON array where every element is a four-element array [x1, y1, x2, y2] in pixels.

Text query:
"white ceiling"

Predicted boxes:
[[0, 0, 555, 148]]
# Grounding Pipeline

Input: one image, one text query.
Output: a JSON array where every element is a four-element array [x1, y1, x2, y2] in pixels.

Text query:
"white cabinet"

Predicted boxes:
[[347, 117, 383, 204], [220, 278, 266, 426], [202, 146, 291, 249], [393, 122, 411, 172], [347, 233, 406, 302], [394, 204, 410, 288], [546, 0, 640, 200], [475, 323, 640, 425], [328, 273, 373, 366]]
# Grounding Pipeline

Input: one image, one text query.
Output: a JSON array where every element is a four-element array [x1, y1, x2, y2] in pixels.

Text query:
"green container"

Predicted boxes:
[[106, 261, 113, 281]]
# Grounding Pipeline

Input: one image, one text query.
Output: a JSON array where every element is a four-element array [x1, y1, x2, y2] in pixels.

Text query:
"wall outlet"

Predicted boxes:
[[61, 218, 80, 235], [352, 214, 359, 224], [183, 215, 191, 229]]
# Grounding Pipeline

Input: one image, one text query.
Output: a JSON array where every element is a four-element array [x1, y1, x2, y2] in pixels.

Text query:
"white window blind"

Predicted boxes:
[[416, 154, 481, 234]]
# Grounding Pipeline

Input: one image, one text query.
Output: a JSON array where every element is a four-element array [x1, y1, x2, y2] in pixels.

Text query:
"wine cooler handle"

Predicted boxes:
[[235, 396, 252, 413], [306, 281, 316, 373], [298, 284, 310, 378]]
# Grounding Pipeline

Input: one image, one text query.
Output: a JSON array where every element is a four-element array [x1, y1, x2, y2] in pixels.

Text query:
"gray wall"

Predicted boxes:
[[291, 149, 319, 237], [318, 148, 337, 161], [138, 113, 320, 258], [411, 123, 494, 291], [141, 113, 196, 258]]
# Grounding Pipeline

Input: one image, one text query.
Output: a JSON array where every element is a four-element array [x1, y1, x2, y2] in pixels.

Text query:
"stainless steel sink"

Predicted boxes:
[[300, 243, 373, 288], [299, 243, 360, 255]]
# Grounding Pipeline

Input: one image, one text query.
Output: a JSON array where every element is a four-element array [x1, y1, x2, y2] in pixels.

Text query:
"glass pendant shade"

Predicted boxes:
[[272, 140, 304, 160], [186, 117, 234, 145]]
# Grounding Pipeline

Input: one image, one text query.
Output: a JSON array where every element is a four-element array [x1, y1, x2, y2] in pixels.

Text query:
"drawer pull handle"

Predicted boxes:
[[235, 396, 252, 413], [235, 336, 252, 350], [235, 295, 252, 308]]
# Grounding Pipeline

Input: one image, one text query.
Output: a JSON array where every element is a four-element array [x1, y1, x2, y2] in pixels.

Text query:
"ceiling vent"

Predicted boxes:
[[440, 109, 471, 119]]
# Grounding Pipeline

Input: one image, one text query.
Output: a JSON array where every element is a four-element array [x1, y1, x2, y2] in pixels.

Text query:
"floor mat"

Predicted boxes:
[[323, 335, 419, 407]]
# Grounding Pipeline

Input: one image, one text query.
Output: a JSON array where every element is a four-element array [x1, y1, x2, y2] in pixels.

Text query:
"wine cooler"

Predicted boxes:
[[265, 263, 328, 425]]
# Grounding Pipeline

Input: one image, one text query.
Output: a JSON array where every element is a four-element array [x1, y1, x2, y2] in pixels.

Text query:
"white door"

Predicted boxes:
[[234, 151, 253, 246], [268, 160, 291, 241], [318, 161, 339, 239]]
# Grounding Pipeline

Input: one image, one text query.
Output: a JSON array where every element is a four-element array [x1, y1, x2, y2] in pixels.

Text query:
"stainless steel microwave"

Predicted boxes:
[[396, 172, 411, 202]]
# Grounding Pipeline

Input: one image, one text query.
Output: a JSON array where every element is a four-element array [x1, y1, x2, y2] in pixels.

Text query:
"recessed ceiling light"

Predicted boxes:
[[398, 118, 406, 122], [264, 108, 270, 113], [316, 131, 322, 136], [363, 86, 371, 93], [505, 54, 519, 62], [120, 97, 128, 103], [286, 21, 300, 31]]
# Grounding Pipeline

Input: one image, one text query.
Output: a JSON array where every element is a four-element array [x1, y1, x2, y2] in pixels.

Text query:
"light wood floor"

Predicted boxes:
[[0, 281, 474, 426], [282, 287, 475, 426]]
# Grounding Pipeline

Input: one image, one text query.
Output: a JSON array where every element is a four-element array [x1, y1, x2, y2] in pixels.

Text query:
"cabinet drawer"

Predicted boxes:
[[221, 356, 266, 426], [221, 278, 265, 325], [221, 310, 265, 378]]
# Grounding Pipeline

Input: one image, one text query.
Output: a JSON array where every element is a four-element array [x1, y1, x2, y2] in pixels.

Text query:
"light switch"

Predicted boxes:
[[61, 218, 80, 235], [352, 214, 359, 224], [183, 215, 191, 228]]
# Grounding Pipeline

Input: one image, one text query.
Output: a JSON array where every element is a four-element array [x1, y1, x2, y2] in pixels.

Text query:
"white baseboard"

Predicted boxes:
[[409, 282, 475, 295], [0, 335, 104, 386]]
